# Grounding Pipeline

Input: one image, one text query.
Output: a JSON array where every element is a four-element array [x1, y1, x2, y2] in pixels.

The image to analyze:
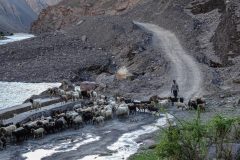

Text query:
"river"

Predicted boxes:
[[0, 33, 60, 109]]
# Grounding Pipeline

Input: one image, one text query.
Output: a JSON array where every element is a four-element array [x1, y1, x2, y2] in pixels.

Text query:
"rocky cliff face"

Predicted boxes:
[[190, 0, 240, 66], [31, 0, 142, 33], [25, 0, 62, 14], [211, 0, 240, 66], [0, 0, 37, 33]]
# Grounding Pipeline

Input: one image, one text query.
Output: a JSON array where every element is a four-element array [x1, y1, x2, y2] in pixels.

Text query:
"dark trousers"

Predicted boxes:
[[173, 90, 178, 99]]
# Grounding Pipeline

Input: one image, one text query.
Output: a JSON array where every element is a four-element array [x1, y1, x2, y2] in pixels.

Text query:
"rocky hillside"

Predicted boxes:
[[31, 0, 142, 33], [0, 16, 167, 99], [189, 0, 240, 67], [1, 0, 240, 98], [25, 0, 62, 14], [0, 0, 37, 33]]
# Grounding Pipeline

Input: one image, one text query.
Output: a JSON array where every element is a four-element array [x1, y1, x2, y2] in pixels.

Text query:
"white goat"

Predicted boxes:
[[116, 103, 129, 117], [29, 99, 42, 110], [0, 125, 16, 137], [159, 99, 170, 108], [101, 109, 113, 120], [32, 128, 45, 139], [71, 91, 80, 101], [175, 102, 188, 110], [58, 89, 66, 95], [90, 91, 98, 101], [93, 116, 104, 125], [73, 115, 83, 129]]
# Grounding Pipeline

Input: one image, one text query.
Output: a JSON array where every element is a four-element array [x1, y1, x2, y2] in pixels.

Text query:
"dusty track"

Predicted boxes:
[[133, 22, 202, 100]]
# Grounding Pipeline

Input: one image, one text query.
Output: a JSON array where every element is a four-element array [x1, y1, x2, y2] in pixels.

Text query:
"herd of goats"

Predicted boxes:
[[0, 81, 206, 150]]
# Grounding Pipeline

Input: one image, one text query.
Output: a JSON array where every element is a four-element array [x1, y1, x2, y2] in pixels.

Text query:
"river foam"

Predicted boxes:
[[80, 114, 173, 160], [22, 133, 101, 160]]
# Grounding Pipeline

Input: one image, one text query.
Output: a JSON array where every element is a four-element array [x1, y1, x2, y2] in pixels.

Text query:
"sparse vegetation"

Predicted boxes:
[[132, 110, 240, 160]]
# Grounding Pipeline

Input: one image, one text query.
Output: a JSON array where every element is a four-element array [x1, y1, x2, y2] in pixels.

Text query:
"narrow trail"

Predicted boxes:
[[133, 22, 202, 100]]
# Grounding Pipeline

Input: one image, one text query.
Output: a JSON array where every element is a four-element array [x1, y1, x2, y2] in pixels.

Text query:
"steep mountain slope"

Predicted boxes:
[[25, 0, 62, 14], [0, 0, 37, 33], [31, 0, 142, 33], [0, 0, 62, 33], [1, 0, 240, 98]]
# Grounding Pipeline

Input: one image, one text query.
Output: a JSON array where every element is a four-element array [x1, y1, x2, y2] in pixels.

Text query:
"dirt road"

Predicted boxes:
[[133, 21, 202, 100]]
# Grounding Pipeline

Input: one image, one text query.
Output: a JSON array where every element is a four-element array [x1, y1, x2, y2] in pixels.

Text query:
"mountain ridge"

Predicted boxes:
[[0, 0, 62, 33]]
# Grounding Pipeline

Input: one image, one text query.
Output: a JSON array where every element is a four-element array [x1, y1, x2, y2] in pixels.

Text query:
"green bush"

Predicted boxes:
[[129, 150, 158, 160], [133, 111, 240, 160]]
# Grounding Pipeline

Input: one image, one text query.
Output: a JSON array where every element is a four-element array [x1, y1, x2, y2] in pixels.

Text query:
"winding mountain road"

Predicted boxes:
[[133, 21, 202, 100]]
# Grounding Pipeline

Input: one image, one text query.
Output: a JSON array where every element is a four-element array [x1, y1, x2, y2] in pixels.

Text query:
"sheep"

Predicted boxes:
[[116, 103, 129, 117], [73, 115, 83, 129], [73, 103, 82, 111], [25, 121, 38, 129], [188, 97, 206, 110], [74, 86, 83, 99], [92, 102, 99, 110], [71, 91, 80, 101], [198, 103, 206, 111], [101, 110, 113, 120], [32, 128, 45, 139], [0, 125, 17, 138], [29, 99, 42, 110], [109, 101, 118, 112], [0, 136, 6, 149], [175, 102, 188, 110], [74, 85, 81, 92], [196, 97, 206, 105], [100, 95, 107, 100], [55, 117, 66, 131], [159, 99, 171, 109], [90, 91, 98, 101], [44, 116, 53, 122], [60, 95, 69, 104], [128, 104, 137, 115], [136, 104, 147, 112], [147, 104, 159, 113], [82, 111, 93, 124], [66, 91, 73, 100], [66, 111, 78, 119], [58, 89, 66, 96], [77, 107, 93, 115], [47, 87, 58, 97], [149, 95, 160, 102], [93, 116, 104, 125], [188, 99, 197, 110], [37, 119, 49, 126], [116, 96, 125, 103], [104, 104, 114, 112], [97, 99, 106, 105]]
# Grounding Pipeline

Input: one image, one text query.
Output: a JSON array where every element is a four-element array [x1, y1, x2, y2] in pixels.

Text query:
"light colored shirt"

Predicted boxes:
[[171, 83, 179, 92]]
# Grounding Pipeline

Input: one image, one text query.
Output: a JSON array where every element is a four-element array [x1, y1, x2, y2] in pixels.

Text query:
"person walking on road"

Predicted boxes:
[[171, 80, 179, 99]]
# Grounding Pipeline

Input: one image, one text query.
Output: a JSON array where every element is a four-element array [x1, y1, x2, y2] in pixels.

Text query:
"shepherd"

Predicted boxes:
[[171, 80, 179, 99]]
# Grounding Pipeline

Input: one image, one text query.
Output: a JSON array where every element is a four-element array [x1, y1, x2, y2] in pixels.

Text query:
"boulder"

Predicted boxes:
[[80, 81, 98, 91]]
